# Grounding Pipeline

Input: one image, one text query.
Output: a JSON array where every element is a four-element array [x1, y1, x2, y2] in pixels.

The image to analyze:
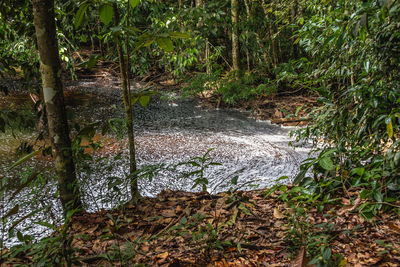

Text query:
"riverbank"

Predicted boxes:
[[2, 189, 400, 266], [68, 61, 317, 127]]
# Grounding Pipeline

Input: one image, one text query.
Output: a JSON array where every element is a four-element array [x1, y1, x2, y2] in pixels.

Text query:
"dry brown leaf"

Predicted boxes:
[[388, 222, 400, 234], [341, 198, 351, 205], [161, 209, 176, 218], [273, 208, 285, 219], [156, 251, 169, 259], [141, 245, 150, 253], [291, 247, 311, 267], [175, 205, 183, 214]]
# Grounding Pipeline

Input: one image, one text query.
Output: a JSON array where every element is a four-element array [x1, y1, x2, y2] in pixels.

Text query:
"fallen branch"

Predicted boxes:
[[271, 117, 310, 124]]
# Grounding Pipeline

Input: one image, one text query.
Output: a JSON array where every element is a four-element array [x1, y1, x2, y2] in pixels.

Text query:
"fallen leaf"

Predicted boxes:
[[388, 222, 400, 234], [291, 247, 308, 267], [341, 198, 351, 205], [175, 205, 183, 214], [161, 209, 176, 218], [273, 208, 285, 219], [156, 251, 169, 259]]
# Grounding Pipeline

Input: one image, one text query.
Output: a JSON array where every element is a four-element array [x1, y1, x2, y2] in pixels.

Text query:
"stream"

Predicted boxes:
[[0, 78, 312, 246]]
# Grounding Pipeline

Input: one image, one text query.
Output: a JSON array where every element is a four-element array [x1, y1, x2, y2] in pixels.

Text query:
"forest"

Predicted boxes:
[[0, 0, 400, 265]]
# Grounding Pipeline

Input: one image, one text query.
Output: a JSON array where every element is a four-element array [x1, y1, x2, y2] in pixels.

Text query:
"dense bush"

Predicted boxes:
[[290, 0, 400, 217]]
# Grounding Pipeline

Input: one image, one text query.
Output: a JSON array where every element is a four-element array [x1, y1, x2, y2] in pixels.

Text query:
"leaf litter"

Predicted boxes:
[[2, 189, 400, 266]]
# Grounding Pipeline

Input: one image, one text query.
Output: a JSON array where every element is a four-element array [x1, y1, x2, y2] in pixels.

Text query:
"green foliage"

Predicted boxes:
[[0, 109, 37, 134], [0, 1, 39, 90], [180, 148, 221, 192], [290, 0, 400, 211], [265, 180, 345, 266], [99, 4, 113, 26], [130, 90, 158, 107], [8, 210, 79, 266], [185, 71, 280, 104]]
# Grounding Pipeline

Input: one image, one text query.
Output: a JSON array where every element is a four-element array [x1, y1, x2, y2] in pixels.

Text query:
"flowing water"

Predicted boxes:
[[0, 78, 312, 246]]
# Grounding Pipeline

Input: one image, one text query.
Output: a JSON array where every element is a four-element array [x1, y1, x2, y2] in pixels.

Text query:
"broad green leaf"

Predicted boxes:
[[134, 38, 154, 51], [142, 38, 155, 47], [157, 37, 174, 52], [76, 55, 98, 69], [74, 3, 89, 29], [168, 32, 191, 39], [86, 56, 98, 69], [237, 242, 242, 253], [99, 4, 113, 25], [323, 248, 332, 261], [319, 156, 334, 171], [7, 148, 44, 171], [139, 95, 150, 107], [295, 105, 303, 116], [129, 0, 140, 9], [1, 205, 19, 220], [129, 0, 140, 8], [34, 221, 58, 231], [131, 96, 140, 106], [387, 119, 393, 138], [350, 167, 365, 176], [17, 231, 24, 242], [231, 175, 238, 185]]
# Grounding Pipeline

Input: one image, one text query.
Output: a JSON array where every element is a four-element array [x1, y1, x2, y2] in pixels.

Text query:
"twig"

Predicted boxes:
[[152, 213, 185, 238]]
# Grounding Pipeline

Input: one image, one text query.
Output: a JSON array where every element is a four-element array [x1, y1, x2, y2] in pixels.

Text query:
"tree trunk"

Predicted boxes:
[[290, 0, 298, 58], [113, 4, 140, 202], [196, 0, 210, 73], [244, 0, 251, 72], [261, 0, 277, 67], [32, 0, 82, 213], [231, 0, 240, 72]]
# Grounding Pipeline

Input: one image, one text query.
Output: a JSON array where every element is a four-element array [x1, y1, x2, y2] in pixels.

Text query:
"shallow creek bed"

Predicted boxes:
[[1, 77, 311, 247]]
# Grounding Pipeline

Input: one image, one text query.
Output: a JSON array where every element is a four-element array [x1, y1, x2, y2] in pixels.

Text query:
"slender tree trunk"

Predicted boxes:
[[290, 0, 298, 58], [113, 4, 140, 201], [33, 0, 82, 213], [231, 0, 240, 72], [205, 41, 211, 74], [261, 0, 277, 67], [98, 20, 104, 56], [196, 0, 210, 73], [244, 0, 251, 72]]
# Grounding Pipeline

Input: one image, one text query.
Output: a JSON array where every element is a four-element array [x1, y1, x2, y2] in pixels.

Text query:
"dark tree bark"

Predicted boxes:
[[32, 0, 82, 213]]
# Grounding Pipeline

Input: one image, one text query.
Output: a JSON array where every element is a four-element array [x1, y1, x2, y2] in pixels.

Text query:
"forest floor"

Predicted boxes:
[[4, 189, 400, 266]]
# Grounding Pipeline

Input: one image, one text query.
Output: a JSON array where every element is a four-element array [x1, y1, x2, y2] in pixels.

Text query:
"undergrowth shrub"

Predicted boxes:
[[288, 0, 400, 218]]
